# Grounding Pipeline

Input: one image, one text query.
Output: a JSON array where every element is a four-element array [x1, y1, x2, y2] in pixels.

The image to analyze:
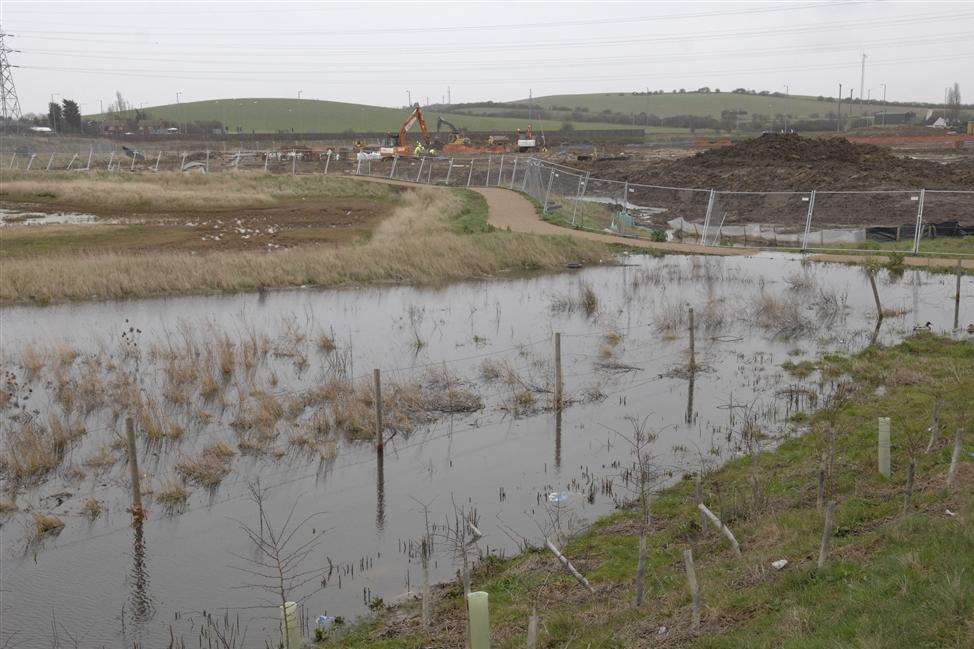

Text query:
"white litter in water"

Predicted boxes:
[[548, 492, 569, 504], [771, 559, 789, 570]]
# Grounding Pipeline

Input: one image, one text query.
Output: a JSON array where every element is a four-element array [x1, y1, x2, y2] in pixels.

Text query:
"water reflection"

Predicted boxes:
[[126, 519, 155, 636]]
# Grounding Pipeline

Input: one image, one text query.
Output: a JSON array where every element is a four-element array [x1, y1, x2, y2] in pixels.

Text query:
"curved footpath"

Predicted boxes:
[[358, 177, 973, 269]]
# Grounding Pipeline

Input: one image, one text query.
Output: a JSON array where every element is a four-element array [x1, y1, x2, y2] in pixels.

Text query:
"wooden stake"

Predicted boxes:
[[688, 306, 696, 371], [925, 401, 941, 453], [946, 428, 962, 489], [634, 532, 648, 607], [682, 548, 701, 634], [816, 456, 826, 511], [817, 500, 836, 569], [526, 609, 538, 649], [374, 369, 383, 451], [125, 417, 144, 519], [878, 417, 891, 479], [545, 538, 595, 593], [954, 259, 962, 331], [868, 270, 883, 321], [695, 474, 707, 533], [553, 332, 562, 408], [902, 458, 916, 517], [420, 537, 431, 630], [697, 503, 741, 556]]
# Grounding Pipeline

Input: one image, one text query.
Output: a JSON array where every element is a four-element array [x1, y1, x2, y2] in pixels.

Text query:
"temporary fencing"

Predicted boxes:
[[9, 147, 972, 257]]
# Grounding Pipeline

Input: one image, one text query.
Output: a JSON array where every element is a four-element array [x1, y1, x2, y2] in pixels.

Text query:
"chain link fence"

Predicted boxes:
[[6, 148, 972, 257]]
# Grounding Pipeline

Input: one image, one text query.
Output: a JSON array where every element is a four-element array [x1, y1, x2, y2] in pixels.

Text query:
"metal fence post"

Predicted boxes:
[[291, 150, 296, 176], [154, 151, 161, 172], [264, 152, 270, 173], [700, 189, 716, 245], [521, 159, 530, 191], [497, 154, 505, 186], [7, 152, 15, 169], [800, 190, 817, 251], [389, 155, 398, 179], [355, 156, 362, 175], [445, 158, 454, 185], [912, 188, 925, 255], [179, 151, 186, 172], [486, 155, 492, 187], [86, 147, 93, 171], [67, 153, 78, 170], [542, 167, 555, 215], [467, 159, 474, 187], [130, 151, 137, 171], [324, 151, 331, 174], [106, 151, 115, 171], [205, 149, 210, 173], [510, 156, 518, 189], [47, 152, 56, 171], [426, 159, 433, 184], [416, 156, 425, 182], [571, 176, 584, 226], [26, 154, 35, 171]]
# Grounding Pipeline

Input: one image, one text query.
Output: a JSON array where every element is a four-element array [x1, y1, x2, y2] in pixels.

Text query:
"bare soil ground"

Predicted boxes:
[[1, 198, 392, 257], [572, 134, 974, 227]]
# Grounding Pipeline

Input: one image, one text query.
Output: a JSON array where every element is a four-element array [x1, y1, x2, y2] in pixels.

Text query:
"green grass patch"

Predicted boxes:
[[322, 334, 973, 648]]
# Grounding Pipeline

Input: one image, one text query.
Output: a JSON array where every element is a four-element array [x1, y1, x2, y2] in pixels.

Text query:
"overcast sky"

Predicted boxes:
[[3, 0, 972, 114]]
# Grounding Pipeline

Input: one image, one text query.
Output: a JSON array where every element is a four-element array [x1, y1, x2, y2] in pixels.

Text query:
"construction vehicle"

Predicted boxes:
[[437, 116, 507, 155], [515, 124, 542, 152], [380, 104, 433, 158]]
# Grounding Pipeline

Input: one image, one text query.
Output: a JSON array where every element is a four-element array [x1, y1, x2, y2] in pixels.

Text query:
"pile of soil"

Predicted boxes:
[[582, 134, 974, 191], [575, 134, 974, 227]]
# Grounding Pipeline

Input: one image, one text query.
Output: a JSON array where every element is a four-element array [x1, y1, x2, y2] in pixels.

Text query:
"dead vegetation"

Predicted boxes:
[[176, 442, 235, 489]]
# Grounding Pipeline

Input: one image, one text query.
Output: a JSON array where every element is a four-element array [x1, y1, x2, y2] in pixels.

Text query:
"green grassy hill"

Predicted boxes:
[[89, 98, 634, 134], [527, 91, 939, 120]]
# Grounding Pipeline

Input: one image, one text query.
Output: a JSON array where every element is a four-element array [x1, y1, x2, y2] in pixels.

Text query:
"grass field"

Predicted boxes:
[[89, 98, 635, 135], [527, 91, 955, 121], [325, 333, 973, 648], [0, 176, 617, 303]]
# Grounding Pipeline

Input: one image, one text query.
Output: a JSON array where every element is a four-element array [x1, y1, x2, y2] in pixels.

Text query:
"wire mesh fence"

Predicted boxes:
[[7, 148, 972, 257]]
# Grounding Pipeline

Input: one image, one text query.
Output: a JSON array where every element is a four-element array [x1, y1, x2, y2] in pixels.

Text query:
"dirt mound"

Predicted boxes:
[[690, 133, 896, 167], [581, 134, 972, 192]]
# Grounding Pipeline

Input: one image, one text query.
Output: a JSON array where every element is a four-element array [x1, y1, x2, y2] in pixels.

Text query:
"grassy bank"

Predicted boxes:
[[0, 170, 397, 214], [326, 334, 972, 648], [1, 185, 616, 304]]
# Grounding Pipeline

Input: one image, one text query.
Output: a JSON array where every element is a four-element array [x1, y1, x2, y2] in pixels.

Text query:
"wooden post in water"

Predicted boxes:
[[125, 417, 144, 519], [868, 270, 883, 321], [682, 548, 701, 634], [553, 332, 562, 408], [374, 369, 383, 452], [420, 537, 431, 630], [955, 259, 962, 330], [688, 306, 696, 371], [817, 500, 836, 569]]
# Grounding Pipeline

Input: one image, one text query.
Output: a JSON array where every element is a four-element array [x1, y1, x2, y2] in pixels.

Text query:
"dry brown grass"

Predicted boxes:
[[0, 500, 18, 514], [84, 444, 117, 471], [0, 169, 395, 213], [1, 186, 610, 304], [175, 442, 235, 488], [156, 480, 190, 512], [1, 416, 86, 484], [31, 513, 65, 540], [82, 498, 103, 520]]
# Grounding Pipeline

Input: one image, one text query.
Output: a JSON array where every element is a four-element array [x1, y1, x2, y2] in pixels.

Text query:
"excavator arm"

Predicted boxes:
[[397, 105, 429, 148], [436, 116, 461, 135]]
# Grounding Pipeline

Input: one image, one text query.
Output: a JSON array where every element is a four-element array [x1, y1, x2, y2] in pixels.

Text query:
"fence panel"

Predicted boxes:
[[806, 190, 921, 253], [917, 190, 974, 256]]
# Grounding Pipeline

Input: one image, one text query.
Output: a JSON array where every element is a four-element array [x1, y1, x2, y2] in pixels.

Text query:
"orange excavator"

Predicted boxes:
[[380, 104, 432, 158]]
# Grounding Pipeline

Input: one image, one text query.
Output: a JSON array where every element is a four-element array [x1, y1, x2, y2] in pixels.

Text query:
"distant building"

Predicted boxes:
[[872, 111, 916, 125]]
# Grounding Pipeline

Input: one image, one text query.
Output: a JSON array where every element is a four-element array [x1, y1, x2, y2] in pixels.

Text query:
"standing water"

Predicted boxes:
[[0, 253, 968, 647]]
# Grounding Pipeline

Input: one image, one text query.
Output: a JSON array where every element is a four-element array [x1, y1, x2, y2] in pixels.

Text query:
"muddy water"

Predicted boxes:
[[1, 254, 968, 647]]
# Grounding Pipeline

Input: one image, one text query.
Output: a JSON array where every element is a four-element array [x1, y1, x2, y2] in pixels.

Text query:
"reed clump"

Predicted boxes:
[[176, 442, 235, 488]]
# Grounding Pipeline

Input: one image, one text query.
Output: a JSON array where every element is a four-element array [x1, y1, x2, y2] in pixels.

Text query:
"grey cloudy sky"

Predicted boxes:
[[3, 0, 972, 114]]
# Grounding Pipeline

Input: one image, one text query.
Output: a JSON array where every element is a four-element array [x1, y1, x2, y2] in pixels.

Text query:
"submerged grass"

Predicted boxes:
[[325, 333, 973, 649], [1, 183, 613, 304]]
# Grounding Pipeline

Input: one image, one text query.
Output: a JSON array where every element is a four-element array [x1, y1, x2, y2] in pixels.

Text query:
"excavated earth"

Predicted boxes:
[[576, 134, 974, 227]]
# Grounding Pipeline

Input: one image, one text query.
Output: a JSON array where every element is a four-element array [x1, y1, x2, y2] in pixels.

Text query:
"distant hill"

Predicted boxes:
[[525, 91, 944, 120], [88, 98, 636, 134]]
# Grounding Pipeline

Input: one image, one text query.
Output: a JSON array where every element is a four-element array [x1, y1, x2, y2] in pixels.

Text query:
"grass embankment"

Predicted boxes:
[[0, 170, 396, 213], [1, 179, 615, 303], [328, 334, 972, 648]]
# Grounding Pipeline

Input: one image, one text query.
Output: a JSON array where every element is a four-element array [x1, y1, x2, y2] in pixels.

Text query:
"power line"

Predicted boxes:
[[20, 51, 974, 86]]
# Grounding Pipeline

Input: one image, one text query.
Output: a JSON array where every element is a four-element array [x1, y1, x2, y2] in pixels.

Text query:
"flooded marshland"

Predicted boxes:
[[1, 254, 969, 647]]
